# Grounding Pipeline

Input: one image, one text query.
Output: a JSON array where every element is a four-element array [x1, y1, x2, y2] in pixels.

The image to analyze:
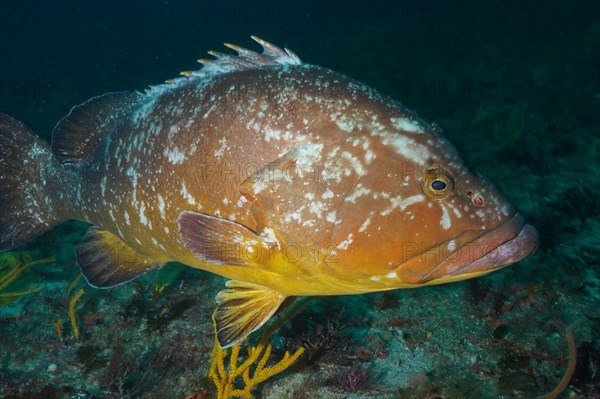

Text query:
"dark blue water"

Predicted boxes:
[[1, 1, 599, 398]]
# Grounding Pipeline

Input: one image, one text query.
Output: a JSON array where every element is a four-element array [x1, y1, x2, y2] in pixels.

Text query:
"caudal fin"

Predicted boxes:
[[0, 113, 62, 250]]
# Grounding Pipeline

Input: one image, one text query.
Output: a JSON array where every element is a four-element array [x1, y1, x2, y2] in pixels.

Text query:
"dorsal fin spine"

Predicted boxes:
[[149, 37, 302, 95]]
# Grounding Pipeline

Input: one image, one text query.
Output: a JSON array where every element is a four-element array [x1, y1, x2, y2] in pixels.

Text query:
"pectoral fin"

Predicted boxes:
[[76, 227, 160, 288], [177, 211, 278, 266], [214, 280, 286, 348]]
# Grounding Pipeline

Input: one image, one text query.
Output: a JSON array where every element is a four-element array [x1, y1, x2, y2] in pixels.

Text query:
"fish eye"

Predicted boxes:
[[431, 180, 447, 190], [422, 168, 455, 199]]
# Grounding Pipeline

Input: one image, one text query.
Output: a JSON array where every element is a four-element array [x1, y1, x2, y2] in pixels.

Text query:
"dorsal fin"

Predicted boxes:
[[52, 38, 300, 164], [148, 36, 303, 96], [51, 91, 143, 165]]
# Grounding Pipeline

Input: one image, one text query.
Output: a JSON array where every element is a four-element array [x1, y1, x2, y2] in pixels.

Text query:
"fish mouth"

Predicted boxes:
[[395, 213, 539, 285]]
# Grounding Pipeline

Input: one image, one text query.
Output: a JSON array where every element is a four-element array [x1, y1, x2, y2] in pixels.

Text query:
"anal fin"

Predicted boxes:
[[214, 280, 286, 348], [76, 227, 159, 288]]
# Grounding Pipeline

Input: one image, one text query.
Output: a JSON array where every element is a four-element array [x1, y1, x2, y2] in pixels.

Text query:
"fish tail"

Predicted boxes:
[[0, 113, 63, 250]]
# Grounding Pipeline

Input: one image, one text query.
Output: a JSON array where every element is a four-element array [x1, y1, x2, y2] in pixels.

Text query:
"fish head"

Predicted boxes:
[[324, 112, 539, 289], [240, 68, 538, 293]]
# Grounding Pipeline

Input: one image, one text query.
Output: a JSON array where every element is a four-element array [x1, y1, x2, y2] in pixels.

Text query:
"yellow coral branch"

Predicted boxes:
[[0, 287, 41, 297], [0, 265, 22, 289], [207, 298, 312, 399], [245, 347, 305, 389], [69, 288, 85, 342], [255, 343, 272, 374], [66, 274, 82, 297], [229, 340, 240, 374], [54, 319, 64, 342], [209, 323, 305, 399], [0, 257, 55, 290], [209, 336, 220, 378]]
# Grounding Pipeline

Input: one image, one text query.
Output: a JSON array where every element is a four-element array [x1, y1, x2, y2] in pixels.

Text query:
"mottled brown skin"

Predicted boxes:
[[46, 63, 535, 296], [0, 39, 540, 349]]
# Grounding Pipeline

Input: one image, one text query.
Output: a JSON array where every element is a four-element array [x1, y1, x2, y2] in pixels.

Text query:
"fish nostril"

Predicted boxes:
[[472, 196, 485, 207], [467, 191, 485, 207]]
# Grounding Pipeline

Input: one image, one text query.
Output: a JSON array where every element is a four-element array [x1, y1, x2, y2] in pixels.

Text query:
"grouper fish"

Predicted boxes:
[[0, 37, 539, 347]]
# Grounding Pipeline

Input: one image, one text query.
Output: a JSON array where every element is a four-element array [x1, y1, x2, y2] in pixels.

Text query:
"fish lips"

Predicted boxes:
[[396, 213, 539, 284]]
